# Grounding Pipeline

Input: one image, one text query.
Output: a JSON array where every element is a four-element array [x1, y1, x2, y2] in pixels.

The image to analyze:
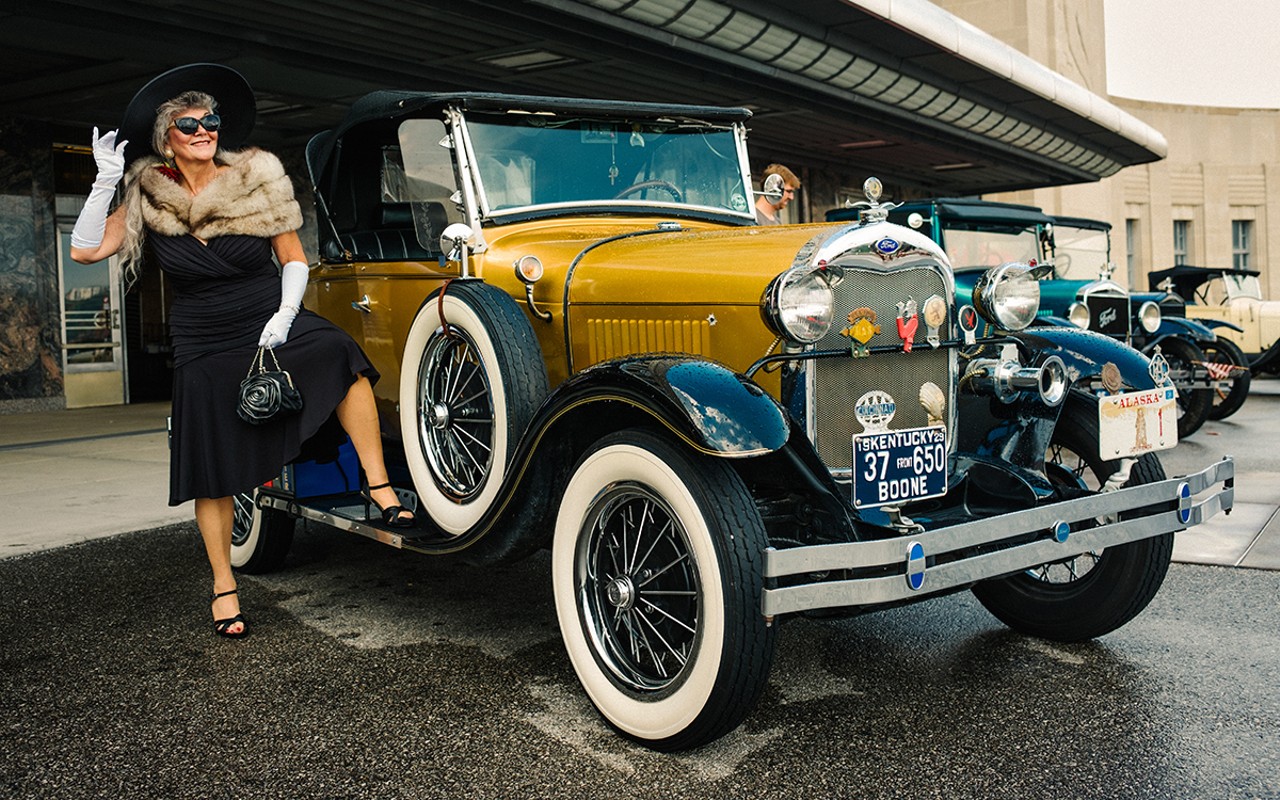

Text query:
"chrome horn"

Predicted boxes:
[[963, 345, 1067, 406]]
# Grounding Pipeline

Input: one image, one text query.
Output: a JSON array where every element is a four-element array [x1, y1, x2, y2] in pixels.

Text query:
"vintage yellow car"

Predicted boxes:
[[232, 91, 1234, 751], [1151, 264, 1280, 376]]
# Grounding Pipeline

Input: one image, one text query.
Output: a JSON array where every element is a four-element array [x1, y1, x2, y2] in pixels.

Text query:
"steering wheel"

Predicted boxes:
[[614, 179, 682, 202]]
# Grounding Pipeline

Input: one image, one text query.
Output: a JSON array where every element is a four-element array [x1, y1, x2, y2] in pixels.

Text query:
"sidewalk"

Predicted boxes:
[[0, 394, 1276, 568], [0, 402, 192, 558]]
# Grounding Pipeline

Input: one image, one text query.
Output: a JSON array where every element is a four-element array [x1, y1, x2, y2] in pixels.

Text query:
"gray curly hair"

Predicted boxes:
[[119, 91, 221, 285]]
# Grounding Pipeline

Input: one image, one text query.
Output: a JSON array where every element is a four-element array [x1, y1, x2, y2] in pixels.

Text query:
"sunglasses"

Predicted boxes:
[[169, 113, 222, 135]]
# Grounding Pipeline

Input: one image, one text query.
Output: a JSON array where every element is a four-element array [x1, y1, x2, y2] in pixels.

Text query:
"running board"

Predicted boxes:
[[256, 492, 449, 552]]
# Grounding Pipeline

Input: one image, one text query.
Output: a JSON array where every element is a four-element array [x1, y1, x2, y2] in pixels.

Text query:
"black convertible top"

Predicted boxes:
[[1052, 215, 1111, 232], [306, 90, 752, 188], [1147, 264, 1261, 296], [827, 197, 1052, 228]]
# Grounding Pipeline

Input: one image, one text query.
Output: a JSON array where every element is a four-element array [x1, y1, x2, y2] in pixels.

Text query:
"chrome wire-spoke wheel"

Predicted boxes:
[[230, 487, 294, 574], [231, 492, 255, 548], [419, 327, 495, 500], [578, 483, 700, 692], [1027, 551, 1102, 584], [400, 282, 549, 537], [552, 429, 774, 750], [1041, 440, 1107, 581]]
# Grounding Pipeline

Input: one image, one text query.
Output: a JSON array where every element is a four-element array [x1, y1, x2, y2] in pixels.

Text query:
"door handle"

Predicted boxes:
[[352, 294, 372, 314]]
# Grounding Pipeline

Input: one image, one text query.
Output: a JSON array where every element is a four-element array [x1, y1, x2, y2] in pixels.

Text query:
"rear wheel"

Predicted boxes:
[[231, 489, 295, 573], [972, 396, 1173, 642], [1202, 337, 1251, 420], [552, 429, 775, 751]]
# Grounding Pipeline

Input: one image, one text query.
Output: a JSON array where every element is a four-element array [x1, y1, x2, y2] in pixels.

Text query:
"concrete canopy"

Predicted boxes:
[[2, 0, 1164, 195]]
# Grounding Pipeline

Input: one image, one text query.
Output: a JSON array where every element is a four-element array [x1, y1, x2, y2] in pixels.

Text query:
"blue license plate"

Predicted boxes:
[[852, 425, 948, 509]]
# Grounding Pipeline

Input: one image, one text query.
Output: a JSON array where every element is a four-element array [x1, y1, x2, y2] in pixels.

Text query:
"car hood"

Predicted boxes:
[[483, 219, 877, 306]]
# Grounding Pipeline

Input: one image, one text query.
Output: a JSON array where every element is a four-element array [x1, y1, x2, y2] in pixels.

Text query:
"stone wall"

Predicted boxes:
[[0, 117, 63, 413]]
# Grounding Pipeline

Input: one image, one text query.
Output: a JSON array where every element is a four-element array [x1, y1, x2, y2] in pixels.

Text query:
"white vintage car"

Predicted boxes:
[[1151, 265, 1280, 375]]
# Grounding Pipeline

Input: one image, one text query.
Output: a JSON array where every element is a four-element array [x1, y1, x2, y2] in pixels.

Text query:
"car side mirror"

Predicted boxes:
[[440, 222, 476, 277], [758, 173, 785, 202]]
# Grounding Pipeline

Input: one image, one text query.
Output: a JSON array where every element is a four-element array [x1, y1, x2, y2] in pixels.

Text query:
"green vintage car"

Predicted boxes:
[[231, 91, 1234, 751]]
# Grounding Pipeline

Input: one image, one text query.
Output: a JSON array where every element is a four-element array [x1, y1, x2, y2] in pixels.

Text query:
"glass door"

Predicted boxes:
[[57, 229, 126, 407]]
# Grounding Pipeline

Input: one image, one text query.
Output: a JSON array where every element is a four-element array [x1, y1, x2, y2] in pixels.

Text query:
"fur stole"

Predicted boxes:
[[132, 148, 302, 240]]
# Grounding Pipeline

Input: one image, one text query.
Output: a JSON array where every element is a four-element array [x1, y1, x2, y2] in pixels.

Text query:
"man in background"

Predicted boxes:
[[755, 163, 800, 225]]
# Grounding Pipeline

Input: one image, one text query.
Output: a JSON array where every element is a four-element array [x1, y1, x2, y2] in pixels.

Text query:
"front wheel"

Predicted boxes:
[[231, 489, 295, 573], [971, 396, 1173, 642], [1202, 337, 1252, 420], [552, 429, 776, 751], [1157, 337, 1211, 438]]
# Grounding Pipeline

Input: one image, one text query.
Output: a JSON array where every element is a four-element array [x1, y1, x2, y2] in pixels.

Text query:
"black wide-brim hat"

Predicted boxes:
[[119, 63, 256, 166]]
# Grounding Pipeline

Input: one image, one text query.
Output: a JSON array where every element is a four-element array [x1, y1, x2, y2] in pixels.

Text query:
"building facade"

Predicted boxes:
[[945, 0, 1280, 298]]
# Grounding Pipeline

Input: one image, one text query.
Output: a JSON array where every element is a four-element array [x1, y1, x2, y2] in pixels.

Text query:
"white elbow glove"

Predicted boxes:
[[70, 128, 128, 249], [258, 260, 310, 347]]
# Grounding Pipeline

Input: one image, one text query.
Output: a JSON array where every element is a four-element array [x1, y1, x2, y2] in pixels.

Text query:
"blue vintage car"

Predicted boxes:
[[829, 198, 1245, 436], [1052, 217, 1251, 422]]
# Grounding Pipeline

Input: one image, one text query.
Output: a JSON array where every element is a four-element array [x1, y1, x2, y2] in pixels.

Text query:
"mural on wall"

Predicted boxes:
[[0, 119, 63, 409]]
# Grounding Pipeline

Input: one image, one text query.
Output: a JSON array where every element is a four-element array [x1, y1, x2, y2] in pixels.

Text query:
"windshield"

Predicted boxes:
[[1222, 272, 1263, 301], [458, 111, 753, 218], [941, 227, 1040, 269], [1052, 226, 1111, 279]]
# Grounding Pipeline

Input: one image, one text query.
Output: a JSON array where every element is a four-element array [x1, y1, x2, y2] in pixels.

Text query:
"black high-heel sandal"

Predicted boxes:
[[212, 588, 248, 639], [361, 481, 416, 528]]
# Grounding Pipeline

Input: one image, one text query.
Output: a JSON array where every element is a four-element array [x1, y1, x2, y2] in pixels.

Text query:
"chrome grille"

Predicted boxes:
[[807, 264, 953, 470]]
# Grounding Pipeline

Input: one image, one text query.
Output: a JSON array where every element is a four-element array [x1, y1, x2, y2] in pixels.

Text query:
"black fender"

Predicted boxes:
[[533, 355, 791, 457], [1013, 326, 1158, 390], [956, 327, 1157, 480], [1145, 316, 1217, 346], [410, 355, 793, 563], [1198, 318, 1246, 335]]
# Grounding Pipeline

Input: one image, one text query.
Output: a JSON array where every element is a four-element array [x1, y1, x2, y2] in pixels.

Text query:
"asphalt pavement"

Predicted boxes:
[[1, 382, 1278, 798]]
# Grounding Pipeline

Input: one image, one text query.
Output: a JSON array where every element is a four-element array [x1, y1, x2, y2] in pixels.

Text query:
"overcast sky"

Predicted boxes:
[[1104, 0, 1280, 108]]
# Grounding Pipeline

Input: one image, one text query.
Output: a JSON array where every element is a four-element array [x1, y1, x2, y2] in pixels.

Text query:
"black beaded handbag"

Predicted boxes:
[[236, 346, 304, 425]]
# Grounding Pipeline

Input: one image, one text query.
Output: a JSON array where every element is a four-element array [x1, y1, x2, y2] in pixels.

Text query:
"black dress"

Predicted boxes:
[[155, 232, 377, 505]]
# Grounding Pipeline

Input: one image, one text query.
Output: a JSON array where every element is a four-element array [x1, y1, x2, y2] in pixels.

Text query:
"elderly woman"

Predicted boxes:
[[70, 64, 413, 639]]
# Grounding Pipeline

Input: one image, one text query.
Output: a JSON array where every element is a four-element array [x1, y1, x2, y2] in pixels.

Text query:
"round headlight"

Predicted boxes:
[[763, 269, 834, 344], [972, 263, 1041, 332], [1067, 301, 1091, 329], [1138, 300, 1161, 333]]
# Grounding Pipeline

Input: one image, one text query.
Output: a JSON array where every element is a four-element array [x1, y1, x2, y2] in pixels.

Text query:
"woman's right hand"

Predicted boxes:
[[90, 127, 128, 188]]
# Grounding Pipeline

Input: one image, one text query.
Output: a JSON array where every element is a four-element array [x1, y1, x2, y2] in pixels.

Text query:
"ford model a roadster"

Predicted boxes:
[[232, 92, 1234, 751]]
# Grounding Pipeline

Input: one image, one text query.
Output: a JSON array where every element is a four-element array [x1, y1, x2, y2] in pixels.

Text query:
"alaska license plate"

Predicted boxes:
[[1098, 387, 1178, 458], [852, 426, 948, 509]]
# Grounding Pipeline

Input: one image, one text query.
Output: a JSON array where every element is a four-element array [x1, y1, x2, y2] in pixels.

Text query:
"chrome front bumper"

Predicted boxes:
[[761, 457, 1234, 617]]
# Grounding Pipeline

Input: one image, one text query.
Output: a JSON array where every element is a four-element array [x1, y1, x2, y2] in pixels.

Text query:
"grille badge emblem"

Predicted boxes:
[[854, 390, 896, 433], [840, 307, 880, 358], [1148, 348, 1173, 388], [896, 297, 919, 352], [958, 304, 979, 345], [922, 294, 947, 348]]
